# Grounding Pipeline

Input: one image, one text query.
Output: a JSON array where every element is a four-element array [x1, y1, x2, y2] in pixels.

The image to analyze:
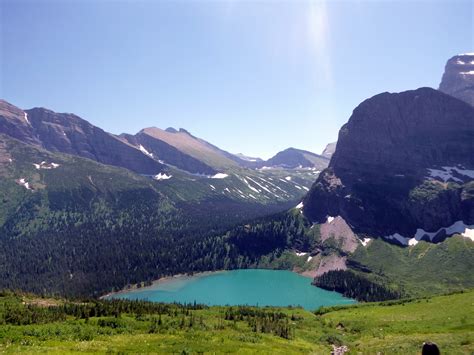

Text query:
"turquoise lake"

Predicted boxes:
[[109, 269, 355, 310]]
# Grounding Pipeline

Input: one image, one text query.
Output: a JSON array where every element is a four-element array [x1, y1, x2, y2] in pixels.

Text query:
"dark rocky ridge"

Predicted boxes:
[[303, 87, 474, 238], [0, 101, 164, 175], [439, 53, 474, 106]]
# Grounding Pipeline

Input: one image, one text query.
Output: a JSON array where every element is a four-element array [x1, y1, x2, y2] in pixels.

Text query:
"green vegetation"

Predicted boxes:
[[0, 290, 472, 353], [313, 270, 402, 302], [0, 135, 311, 298], [1, 134, 473, 304], [350, 236, 474, 298]]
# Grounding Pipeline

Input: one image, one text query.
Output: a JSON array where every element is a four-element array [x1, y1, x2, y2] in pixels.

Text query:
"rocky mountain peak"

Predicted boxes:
[[439, 53, 474, 106], [303, 87, 474, 239], [321, 142, 337, 158]]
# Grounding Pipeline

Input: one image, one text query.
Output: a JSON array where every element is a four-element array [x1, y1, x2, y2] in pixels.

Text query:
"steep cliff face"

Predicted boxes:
[[303, 88, 474, 239], [0, 101, 164, 175], [439, 53, 474, 106]]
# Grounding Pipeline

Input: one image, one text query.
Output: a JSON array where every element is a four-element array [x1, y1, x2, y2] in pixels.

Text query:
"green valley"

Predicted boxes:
[[0, 290, 472, 353]]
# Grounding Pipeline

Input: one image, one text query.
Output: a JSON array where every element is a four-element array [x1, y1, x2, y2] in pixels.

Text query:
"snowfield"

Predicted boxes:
[[384, 220, 474, 245]]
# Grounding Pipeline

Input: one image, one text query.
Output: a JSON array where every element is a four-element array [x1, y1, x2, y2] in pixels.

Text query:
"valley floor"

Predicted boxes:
[[0, 290, 473, 354]]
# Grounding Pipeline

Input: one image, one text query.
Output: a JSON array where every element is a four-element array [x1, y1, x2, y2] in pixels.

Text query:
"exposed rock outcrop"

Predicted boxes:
[[303, 88, 474, 239], [320, 216, 359, 253], [314, 254, 347, 277], [439, 53, 474, 106], [321, 142, 337, 159]]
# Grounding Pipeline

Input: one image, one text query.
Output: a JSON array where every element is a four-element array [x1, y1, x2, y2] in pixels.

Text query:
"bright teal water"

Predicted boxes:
[[109, 269, 355, 310]]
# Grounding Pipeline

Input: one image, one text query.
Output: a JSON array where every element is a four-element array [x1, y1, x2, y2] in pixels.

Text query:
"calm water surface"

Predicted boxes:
[[109, 269, 355, 310]]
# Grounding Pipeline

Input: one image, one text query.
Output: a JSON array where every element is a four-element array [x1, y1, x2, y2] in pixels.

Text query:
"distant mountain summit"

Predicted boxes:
[[261, 148, 329, 170], [303, 87, 474, 242], [234, 153, 263, 163], [321, 142, 337, 159], [121, 126, 252, 173], [439, 53, 474, 106]]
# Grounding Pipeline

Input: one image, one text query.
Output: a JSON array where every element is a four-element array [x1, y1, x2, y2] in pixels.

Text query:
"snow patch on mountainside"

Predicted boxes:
[[245, 176, 281, 198], [408, 238, 418, 246], [154, 173, 172, 181], [259, 177, 289, 196], [295, 202, 304, 209], [384, 220, 474, 245], [17, 178, 31, 190], [361, 238, 371, 247], [385, 233, 408, 245], [139, 145, 154, 158], [427, 166, 474, 182], [24, 112, 30, 124], [211, 173, 228, 179], [33, 161, 60, 170], [242, 177, 260, 194]]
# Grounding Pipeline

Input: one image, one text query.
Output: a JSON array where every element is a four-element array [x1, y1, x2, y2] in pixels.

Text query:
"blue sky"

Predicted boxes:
[[1, 0, 472, 159]]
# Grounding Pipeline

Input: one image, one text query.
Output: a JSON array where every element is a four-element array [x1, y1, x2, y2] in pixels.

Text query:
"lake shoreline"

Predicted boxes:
[[100, 269, 355, 310], [100, 268, 314, 300], [100, 270, 227, 300]]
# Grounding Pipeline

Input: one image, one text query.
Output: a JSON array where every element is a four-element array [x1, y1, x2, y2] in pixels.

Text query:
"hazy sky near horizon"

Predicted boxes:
[[1, 0, 472, 159]]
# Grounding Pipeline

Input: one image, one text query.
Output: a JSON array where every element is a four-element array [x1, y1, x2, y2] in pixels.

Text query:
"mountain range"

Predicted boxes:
[[0, 53, 472, 300], [0, 96, 330, 296]]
